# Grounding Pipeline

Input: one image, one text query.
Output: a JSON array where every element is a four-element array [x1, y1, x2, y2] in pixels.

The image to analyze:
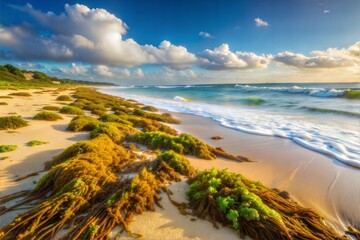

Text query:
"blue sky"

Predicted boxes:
[[0, 0, 359, 84]]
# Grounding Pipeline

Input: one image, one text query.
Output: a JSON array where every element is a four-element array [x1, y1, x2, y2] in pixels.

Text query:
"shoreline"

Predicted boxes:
[[0, 87, 358, 239], [167, 111, 360, 231]]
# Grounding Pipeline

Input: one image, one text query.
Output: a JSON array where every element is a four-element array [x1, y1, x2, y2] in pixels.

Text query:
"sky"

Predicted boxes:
[[0, 0, 359, 85]]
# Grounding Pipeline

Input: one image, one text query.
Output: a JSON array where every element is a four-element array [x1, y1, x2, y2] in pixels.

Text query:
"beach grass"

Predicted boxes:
[[33, 111, 63, 121], [8, 92, 32, 97], [56, 95, 72, 101], [42, 105, 61, 111], [0, 144, 17, 153], [59, 106, 85, 115], [0, 116, 28, 130], [26, 140, 49, 147]]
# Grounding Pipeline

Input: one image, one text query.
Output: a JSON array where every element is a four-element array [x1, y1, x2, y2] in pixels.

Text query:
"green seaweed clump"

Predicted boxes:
[[33, 111, 63, 121], [129, 131, 216, 160], [26, 140, 49, 147], [59, 106, 85, 115], [56, 95, 72, 101], [133, 109, 180, 124], [42, 105, 61, 111], [67, 116, 100, 132], [0, 144, 17, 153], [0, 116, 28, 130], [142, 105, 158, 112], [8, 92, 32, 97], [90, 122, 127, 144], [157, 150, 195, 177], [186, 168, 344, 240], [99, 114, 133, 126]]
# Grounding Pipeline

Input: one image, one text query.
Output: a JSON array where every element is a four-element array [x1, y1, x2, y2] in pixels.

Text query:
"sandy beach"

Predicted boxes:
[[0, 88, 358, 239]]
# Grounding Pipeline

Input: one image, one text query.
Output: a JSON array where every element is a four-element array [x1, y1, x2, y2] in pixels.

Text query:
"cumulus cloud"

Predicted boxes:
[[93, 65, 113, 77], [255, 18, 269, 27], [0, 4, 197, 68], [323, 10, 330, 14], [274, 41, 360, 69], [199, 31, 214, 39], [199, 44, 271, 70], [134, 68, 144, 78]]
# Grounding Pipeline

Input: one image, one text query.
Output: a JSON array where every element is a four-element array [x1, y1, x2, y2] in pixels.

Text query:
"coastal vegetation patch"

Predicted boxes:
[[59, 106, 85, 115], [26, 140, 49, 147], [42, 105, 61, 111], [0, 145, 17, 153], [33, 111, 63, 121], [8, 92, 32, 97], [67, 115, 101, 132], [0, 116, 28, 130], [56, 95, 72, 101]]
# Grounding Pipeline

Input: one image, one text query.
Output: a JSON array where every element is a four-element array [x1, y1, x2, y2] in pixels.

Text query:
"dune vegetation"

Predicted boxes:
[[33, 111, 63, 121], [59, 106, 84, 115], [0, 144, 17, 153], [8, 92, 32, 97], [0, 116, 28, 130], [0, 87, 357, 240], [42, 105, 61, 111], [26, 140, 49, 147], [56, 95, 73, 101]]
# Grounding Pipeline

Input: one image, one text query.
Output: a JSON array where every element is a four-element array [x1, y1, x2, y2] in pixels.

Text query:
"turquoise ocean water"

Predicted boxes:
[[99, 83, 360, 168]]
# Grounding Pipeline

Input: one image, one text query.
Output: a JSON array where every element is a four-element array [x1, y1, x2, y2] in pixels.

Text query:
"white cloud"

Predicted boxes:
[[70, 63, 87, 75], [199, 31, 214, 39], [134, 68, 144, 78], [121, 69, 131, 77], [323, 10, 330, 14], [255, 17, 269, 27], [0, 4, 197, 68], [93, 65, 113, 77], [199, 44, 271, 70], [274, 42, 360, 69]]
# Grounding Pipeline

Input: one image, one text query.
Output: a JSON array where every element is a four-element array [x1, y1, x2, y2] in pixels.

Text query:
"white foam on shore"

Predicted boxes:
[[99, 89, 360, 169], [235, 85, 347, 97]]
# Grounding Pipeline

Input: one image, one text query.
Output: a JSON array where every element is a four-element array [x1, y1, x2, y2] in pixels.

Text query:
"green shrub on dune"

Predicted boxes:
[[67, 116, 100, 132], [56, 95, 72, 101], [0, 116, 28, 130], [0, 144, 17, 152], [8, 92, 32, 97], [142, 105, 158, 112], [59, 106, 84, 115], [27, 140, 49, 147], [90, 122, 127, 144], [42, 106, 61, 111], [33, 111, 63, 121], [99, 114, 133, 126], [133, 109, 180, 124]]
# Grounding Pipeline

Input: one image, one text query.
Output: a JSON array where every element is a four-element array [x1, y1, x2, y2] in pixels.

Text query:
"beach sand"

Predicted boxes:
[[0, 89, 358, 239]]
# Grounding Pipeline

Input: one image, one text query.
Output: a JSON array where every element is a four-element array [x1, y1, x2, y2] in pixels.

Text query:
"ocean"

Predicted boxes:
[[99, 83, 360, 168]]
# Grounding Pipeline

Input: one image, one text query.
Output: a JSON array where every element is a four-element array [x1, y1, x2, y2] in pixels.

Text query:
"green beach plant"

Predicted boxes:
[[67, 115, 100, 132], [56, 95, 72, 101], [26, 140, 49, 147], [33, 111, 63, 121], [0, 116, 28, 130], [42, 105, 61, 111], [8, 92, 32, 97], [0, 145, 17, 153], [186, 168, 344, 239], [59, 106, 85, 115]]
